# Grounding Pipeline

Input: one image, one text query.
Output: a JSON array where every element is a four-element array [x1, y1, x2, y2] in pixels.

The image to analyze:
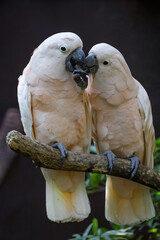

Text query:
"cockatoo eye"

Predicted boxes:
[[60, 46, 67, 52], [103, 60, 109, 65]]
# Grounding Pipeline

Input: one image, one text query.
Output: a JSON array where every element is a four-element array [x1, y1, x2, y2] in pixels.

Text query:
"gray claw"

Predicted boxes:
[[51, 142, 68, 164], [129, 155, 140, 179], [73, 69, 88, 90], [102, 150, 115, 174]]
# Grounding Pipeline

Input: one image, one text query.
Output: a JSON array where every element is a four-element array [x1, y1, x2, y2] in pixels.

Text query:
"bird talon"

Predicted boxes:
[[73, 70, 88, 90], [129, 155, 140, 179], [51, 142, 68, 164], [102, 150, 115, 174]]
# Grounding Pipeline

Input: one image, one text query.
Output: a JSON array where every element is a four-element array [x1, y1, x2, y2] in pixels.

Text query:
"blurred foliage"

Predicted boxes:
[[154, 138, 160, 171], [69, 218, 134, 240], [85, 172, 106, 194], [69, 138, 160, 240], [90, 145, 97, 154]]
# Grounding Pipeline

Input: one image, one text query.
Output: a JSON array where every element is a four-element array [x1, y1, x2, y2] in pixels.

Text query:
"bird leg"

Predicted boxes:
[[51, 142, 68, 164], [102, 150, 115, 174], [73, 69, 88, 90], [128, 155, 140, 179]]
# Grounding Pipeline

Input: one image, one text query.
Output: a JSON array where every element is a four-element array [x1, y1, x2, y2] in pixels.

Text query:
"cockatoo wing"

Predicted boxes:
[[136, 79, 155, 168], [17, 66, 34, 139]]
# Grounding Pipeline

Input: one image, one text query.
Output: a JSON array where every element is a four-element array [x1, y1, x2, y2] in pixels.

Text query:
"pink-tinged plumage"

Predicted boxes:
[[87, 43, 155, 225], [18, 32, 91, 222]]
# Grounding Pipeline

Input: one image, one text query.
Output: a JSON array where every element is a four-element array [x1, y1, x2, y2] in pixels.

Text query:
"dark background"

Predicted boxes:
[[0, 0, 160, 239]]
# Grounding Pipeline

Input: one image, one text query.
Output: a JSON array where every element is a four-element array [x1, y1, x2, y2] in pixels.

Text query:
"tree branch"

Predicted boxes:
[[6, 130, 160, 191]]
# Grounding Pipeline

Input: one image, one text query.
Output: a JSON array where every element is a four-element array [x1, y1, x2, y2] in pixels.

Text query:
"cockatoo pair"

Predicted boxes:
[[18, 32, 155, 225]]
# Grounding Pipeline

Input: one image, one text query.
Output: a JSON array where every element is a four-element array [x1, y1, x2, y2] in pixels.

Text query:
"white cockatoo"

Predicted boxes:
[[85, 43, 155, 225], [17, 32, 91, 223]]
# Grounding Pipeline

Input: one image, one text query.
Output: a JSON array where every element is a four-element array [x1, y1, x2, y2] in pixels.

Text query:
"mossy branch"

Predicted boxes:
[[6, 130, 160, 191]]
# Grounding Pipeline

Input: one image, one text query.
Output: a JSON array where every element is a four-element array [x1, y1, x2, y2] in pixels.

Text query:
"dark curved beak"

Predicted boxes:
[[66, 48, 88, 90], [66, 48, 85, 73], [85, 52, 99, 74]]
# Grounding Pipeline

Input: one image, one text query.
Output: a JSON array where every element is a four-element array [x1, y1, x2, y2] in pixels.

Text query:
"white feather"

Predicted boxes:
[[17, 71, 34, 139]]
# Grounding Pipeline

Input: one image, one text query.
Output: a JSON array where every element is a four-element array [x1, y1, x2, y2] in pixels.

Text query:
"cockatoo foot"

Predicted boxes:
[[102, 150, 115, 174], [51, 142, 68, 164], [129, 155, 140, 179], [73, 69, 88, 90]]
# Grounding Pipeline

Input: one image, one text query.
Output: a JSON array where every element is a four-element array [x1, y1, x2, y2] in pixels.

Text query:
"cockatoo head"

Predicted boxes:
[[29, 32, 87, 89], [85, 43, 137, 103], [85, 43, 131, 76]]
